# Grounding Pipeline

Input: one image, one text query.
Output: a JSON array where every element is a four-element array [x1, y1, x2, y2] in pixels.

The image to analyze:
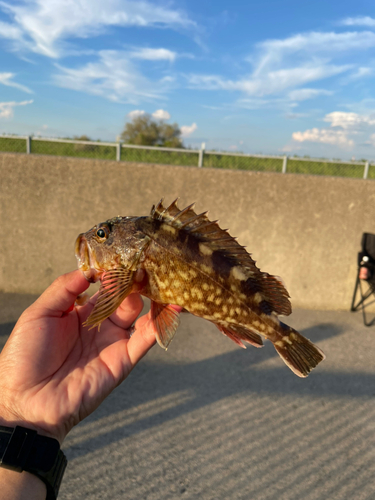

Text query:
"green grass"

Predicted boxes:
[[286, 159, 366, 178], [30, 140, 117, 160], [202, 153, 283, 172], [121, 147, 199, 166], [0, 136, 373, 179], [0, 138, 199, 165], [0, 137, 26, 153]]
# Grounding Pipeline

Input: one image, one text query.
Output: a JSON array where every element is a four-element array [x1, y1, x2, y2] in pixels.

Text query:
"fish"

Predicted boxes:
[[75, 199, 325, 377]]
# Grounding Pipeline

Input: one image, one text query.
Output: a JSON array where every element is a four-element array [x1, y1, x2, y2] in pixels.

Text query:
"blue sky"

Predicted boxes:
[[1, 0, 375, 160]]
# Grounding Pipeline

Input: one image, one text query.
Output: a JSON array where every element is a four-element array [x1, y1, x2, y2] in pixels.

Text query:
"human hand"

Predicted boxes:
[[0, 270, 160, 445]]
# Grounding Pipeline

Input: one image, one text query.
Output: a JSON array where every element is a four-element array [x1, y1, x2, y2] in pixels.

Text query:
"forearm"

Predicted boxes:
[[0, 468, 46, 500]]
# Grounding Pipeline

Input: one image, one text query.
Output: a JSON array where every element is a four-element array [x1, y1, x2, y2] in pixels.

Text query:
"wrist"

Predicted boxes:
[[0, 467, 47, 500], [0, 406, 62, 446], [0, 425, 67, 500]]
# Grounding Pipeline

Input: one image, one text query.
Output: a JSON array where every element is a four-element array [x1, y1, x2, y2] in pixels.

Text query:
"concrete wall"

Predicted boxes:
[[1, 152, 375, 310]]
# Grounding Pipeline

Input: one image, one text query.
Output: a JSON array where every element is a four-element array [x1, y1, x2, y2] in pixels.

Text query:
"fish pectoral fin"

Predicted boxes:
[[84, 268, 134, 329], [215, 323, 263, 349], [151, 302, 180, 350]]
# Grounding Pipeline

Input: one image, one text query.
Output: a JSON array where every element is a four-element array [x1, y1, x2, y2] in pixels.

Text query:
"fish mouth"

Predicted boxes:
[[75, 234, 103, 283]]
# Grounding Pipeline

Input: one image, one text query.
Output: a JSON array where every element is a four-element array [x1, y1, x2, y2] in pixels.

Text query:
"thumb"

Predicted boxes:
[[31, 270, 90, 317]]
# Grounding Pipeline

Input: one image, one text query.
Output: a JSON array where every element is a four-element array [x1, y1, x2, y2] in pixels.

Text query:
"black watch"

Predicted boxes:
[[0, 425, 67, 499]]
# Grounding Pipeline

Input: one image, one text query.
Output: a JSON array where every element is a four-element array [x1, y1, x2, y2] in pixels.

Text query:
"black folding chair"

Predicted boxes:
[[351, 233, 375, 326]]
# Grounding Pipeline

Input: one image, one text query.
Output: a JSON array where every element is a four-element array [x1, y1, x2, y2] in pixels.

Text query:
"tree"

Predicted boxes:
[[72, 134, 96, 152], [120, 114, 183, 148]]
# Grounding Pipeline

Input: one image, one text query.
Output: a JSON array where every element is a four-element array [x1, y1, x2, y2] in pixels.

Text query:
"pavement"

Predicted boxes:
[[1, 292, 375, 500]]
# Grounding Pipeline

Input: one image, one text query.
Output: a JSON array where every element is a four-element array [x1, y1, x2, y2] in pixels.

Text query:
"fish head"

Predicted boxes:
[[75, 216, 146, 283]]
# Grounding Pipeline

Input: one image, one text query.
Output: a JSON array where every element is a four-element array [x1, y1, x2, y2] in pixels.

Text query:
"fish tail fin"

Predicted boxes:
[[272, 323, 325, 377]]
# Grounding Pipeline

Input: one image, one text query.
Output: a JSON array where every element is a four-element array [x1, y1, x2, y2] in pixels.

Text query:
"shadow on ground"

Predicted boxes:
[[1, 293, 375, 500]]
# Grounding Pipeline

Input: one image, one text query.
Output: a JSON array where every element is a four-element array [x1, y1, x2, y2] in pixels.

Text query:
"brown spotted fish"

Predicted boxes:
[[75, 199, 325, 377]]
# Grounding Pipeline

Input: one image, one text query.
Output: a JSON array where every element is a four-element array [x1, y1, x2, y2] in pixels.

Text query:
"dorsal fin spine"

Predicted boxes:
[[167, 198, 179, 211], [188, 220, 219, 233], [171, 203, 196, 222], [179, 212, 208, 229]]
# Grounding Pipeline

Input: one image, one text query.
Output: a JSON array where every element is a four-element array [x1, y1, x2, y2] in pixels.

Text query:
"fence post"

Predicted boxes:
[[364, 161, 369, 179], [282, 155, 288, 173], [26, 136, 31, 154], [116, 142, 121, 162], [198, 142, 205, 168]]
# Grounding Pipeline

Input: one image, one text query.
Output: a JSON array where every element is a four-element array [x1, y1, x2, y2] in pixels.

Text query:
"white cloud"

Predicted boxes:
[[53, 50, 173, 103], [288, 88, 333, 101], [128, 108, 171, 120], [0, 19, 22, 40], [0, 0, 194, 58], [127, 110, 145, 119], [130, 48, 177, 62], [280, 144, 298, 153], [340, 16, 375, 27], [35, 124, 48, 136], [0, 100, 33, 119], [0, 72, 33, 93], [188, 64, 349, 97], [292, 128, 354, 147], [181, 122, 197, 137], [152, 109, 170, 120], [368, 133, 375, 146], [188, 30, 375, 103], [349, 67, 373, 79], [290, 109, 375, 149], [255, 31, 375, 72], [323, 111, 375, 129], [290, 109, 375, 151], [285, 112, 308, 119]]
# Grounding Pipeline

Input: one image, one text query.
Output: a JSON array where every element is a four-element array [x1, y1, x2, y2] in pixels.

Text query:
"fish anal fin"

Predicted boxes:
[[151, 302, 180, 349], [215, 323, 264, 349], [272, 325, 325, 377], [84, 268, 134, 329]]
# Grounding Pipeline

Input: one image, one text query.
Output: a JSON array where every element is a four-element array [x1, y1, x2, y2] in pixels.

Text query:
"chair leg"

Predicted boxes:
[[351, 269, 375, 326], [350, 272, 360, 311]]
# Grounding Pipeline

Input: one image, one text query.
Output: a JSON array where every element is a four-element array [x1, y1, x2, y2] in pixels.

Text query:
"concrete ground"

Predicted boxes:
[[1, 293, 375, 500]]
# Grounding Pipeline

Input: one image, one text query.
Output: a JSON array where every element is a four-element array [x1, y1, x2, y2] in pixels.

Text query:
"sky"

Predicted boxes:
[[1, 0, 375, 160]]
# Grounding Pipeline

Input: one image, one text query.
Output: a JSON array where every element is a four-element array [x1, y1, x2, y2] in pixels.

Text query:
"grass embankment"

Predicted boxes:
[[0, 138, 199, 166], [0, 137, 372, 178]]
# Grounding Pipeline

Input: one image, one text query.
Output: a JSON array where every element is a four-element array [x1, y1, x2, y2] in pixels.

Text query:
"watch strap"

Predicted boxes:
[[0, 425, 67, 499]]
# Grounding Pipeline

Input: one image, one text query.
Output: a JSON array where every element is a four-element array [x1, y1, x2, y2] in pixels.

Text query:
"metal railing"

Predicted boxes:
[[0, 134, 374, 179]]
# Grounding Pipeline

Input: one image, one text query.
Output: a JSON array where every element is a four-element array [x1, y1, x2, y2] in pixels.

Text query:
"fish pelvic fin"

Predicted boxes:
[[215, 323, 264, 349], [151, 302, 180, 350], [84, 268, 134, 329], [272, 324, 325, 377]]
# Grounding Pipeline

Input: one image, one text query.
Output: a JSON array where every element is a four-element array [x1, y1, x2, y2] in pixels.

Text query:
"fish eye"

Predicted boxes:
[[96, 228, 107, 239]]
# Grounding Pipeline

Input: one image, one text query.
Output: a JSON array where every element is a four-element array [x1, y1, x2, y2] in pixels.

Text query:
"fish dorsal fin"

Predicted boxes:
[[151, 199, 259, 272], [151, 199, 292, 316], [259, 274, 292, 316]]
